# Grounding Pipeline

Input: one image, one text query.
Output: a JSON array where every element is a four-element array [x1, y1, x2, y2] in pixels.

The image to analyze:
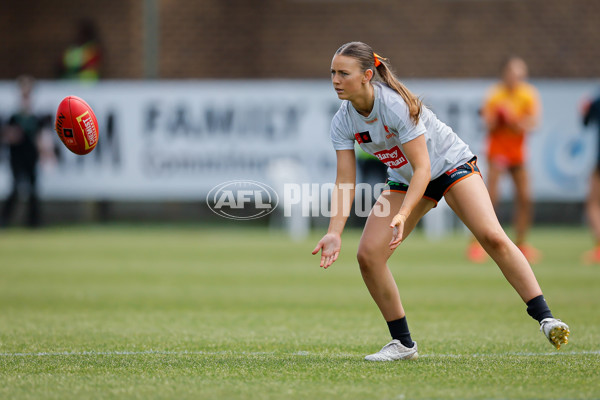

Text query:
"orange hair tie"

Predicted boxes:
[[373, 53, 382, 67]]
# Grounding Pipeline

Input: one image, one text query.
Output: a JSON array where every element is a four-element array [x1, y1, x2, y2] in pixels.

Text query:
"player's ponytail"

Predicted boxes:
[[335, 42, 422, 125], [374, 55, 422, 125]]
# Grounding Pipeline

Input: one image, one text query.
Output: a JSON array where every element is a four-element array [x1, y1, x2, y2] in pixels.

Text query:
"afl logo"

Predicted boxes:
[[206, 180, 279, 220]]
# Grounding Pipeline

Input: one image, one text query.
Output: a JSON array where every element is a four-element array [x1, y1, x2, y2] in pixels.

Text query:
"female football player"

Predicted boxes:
[[312, 42, 569, 361]]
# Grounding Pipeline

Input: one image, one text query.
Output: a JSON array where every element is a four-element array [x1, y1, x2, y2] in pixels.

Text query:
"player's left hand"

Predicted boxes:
[[389, 213, 407, 250]]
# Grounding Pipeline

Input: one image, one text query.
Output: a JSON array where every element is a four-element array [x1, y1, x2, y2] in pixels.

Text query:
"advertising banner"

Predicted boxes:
[[0, 79, 597, 201]]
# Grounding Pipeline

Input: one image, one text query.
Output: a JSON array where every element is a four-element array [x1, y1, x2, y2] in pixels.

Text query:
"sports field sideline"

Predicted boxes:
[[0, 224, 598, 399]]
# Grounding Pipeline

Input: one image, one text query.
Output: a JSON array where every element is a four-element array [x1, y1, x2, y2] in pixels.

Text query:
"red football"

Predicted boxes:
[[54, 96, 99, 155]]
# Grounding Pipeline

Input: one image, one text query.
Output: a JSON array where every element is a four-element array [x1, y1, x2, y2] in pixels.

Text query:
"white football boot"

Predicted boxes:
[[364, 340, 418, 361], [540, 318, 570, 349]]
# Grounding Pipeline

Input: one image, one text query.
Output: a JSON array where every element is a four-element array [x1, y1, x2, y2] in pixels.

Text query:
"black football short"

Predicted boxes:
[[384, 156, 481, 206]]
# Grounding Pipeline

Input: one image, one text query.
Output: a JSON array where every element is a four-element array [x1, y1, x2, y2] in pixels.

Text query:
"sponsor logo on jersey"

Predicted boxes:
[[354, 131, 372, 144], [76, 111, 98, 149], [383, 125, 398, 139], [373, 145, 408, 169], [365, 117, 379, 124]]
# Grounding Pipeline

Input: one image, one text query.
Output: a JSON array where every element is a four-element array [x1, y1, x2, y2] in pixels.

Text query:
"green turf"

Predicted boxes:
[[0, 224, 598, 399]]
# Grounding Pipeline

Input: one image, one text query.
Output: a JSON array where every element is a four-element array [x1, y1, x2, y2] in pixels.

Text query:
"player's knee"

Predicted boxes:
[[357, 245, 377, 272], [356, 247, 370, 268], [478, 229, 510, 255]]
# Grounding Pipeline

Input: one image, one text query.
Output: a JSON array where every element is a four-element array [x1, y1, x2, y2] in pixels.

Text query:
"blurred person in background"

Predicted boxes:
[[467, 57, 541, 264], [581, 92, 600, 264], [1, 76, 43, 228], [58, 19, 102, 81]]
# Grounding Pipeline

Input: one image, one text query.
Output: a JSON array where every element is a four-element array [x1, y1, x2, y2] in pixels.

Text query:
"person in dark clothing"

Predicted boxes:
[[582, 94, 600, 263], [1, 75, 42, 228]]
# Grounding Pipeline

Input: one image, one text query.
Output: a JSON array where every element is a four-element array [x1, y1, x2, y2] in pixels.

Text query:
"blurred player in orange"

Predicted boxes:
[[581, 93, 600, 264], [468, 57, 541, 263]]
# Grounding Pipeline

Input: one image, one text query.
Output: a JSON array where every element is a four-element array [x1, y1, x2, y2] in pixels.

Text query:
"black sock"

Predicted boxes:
[[387, 317, 414, 348], [526, 294, 553, 323]]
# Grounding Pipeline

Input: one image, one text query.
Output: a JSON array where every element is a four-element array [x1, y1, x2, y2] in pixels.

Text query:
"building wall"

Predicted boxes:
[[1, 0, 599, 79], [0, 0, 143, 79]]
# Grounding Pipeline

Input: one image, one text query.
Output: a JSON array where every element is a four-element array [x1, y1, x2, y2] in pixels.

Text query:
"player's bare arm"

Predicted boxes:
[[389, 134, 430, 249], [312, 149, 356, 268]]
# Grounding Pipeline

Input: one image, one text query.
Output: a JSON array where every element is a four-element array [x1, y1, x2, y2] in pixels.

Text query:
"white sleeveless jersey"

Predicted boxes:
[[330, 82, 474, 184]]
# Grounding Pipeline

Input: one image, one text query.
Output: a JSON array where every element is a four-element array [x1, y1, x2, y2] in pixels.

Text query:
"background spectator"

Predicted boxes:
[[58, 19, 102, 81], [1, 75, 43, 227]]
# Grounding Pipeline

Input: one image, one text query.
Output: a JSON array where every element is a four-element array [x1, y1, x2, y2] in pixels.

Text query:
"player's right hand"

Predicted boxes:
[[312, 233, 341, 269]]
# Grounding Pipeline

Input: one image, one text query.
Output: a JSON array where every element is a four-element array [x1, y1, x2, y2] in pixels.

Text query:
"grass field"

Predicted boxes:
[[0, 224, 599, 399]]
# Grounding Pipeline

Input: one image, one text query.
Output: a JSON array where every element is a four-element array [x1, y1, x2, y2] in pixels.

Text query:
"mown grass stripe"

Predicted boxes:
[[1, 350, 598, 357]]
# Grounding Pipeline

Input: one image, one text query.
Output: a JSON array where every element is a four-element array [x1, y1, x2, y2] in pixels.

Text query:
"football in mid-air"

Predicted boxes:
[[54, 96, 99, 155]]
